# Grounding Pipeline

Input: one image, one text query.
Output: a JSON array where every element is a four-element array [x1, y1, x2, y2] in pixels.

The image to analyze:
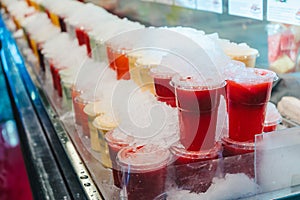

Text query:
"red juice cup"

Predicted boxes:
[[226, 68, 277, 142], [105, 130, 134, 188], [170, 142, 220, 193], [53, 66, 67, 97], [150, 66, 177, 107], [263, 102, 282, 132], [75, 26, 85, 46], [113, 48, 130, 80], [83, 29, 92, 57], [117, 145, 170, 200], [171, 75, 226, 151]]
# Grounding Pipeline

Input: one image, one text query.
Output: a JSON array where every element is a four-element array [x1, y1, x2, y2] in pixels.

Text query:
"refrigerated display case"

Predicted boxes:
[[1, 0, 300, 199]]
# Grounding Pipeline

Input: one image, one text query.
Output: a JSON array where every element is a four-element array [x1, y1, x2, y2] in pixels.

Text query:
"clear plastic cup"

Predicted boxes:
[[135, 52, 165, 94], [263, 102, 282, 132], [113, 48, 130, 80], [117, 145, 170, 200], [83, 101, 105, 152], [61, 78, 73, 110], [221, 42, 259, 68], [105, 130, 134, 188], [150, 66, 177, 107], [171, 75, 226, 151], [74, 93, 101, 137], [92, 114, 118, 168], [225, 68, 277, 143], [170, 142, 220, 193]]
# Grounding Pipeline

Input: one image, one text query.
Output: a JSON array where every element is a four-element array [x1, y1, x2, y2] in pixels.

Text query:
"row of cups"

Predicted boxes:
[[2, 0, 283, 198]]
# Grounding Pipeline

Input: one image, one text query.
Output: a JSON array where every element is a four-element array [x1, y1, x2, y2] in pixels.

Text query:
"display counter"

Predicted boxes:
[[2, 1, 300, 199]]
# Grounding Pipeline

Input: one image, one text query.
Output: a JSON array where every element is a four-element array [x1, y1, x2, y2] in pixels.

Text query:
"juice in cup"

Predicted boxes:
[[263, 102, 282, 132], [170, 142, 220, 193], [150, 66, 177, 107], [92, 114, 118, 168], [113, 49, 130, 80], [74, 93, 101, 138], [117, 145, 170, 200], [83, 101, 104, 152], [226, 68, 277, 142], [127, 52, 144, 86], [61, 78, 73, 110], [75, 26, 85, 46], [221, 42, 259, 68], [53, 66, 67, 97], [171, 75, 226, 151], [105, 130, 134, 188]]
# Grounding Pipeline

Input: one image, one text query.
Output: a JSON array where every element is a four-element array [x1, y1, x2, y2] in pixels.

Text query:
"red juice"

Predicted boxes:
[[49, 63, 56, 90], [117, 145, 170, 200], [170, 142, 220, 193], [174, 80, 225, 151], [226, 79, 273, 142], [75, 27, 85, 46], [105, 131, 133, 188], [263, 124, 277, 132], [83, 30, 92, 57], [54, 67, 66, 97], [153, 77, 176, 107], [113, 50, 130, 80]]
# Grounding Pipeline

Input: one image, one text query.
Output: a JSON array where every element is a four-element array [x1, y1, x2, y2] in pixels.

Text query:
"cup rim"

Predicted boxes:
[[116, 145, 170, 172], [170, 74, 227, 91]]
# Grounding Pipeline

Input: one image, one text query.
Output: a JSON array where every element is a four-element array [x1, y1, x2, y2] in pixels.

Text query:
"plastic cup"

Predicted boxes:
[[114, 49, 130, 80], [92, 114, 118, 168], [150, 66, 177, 107], [263, 102, 282, 132], [74, 93, 101, 138], [171, 75, 226, 151], [61, 78, 73, 110], [117, 145, 170, 200], [127, 52, 143, 86], [226, 68, 277, 142], [105, 130, 134, 188], [71, 86, 83, 124], [170, 142, 220, 193], [226, 48, 259, 68], [83, 102, 105, 152]]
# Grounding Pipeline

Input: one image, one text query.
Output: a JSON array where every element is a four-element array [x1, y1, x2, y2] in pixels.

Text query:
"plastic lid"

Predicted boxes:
[[264, 102, 282, 126], [171, 74, 226, 90], [75, 92, 102, 104], [83, 101, 104, 117], [228, 68, 278, 84], [117, 144, 170, 172], [93, 114, 118, 131], [105, 129, 134, 147], [150, 65, 177, 79]]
